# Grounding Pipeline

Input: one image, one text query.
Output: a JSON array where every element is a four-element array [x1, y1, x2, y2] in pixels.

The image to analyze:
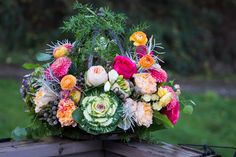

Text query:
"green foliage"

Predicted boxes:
[[183, 105, 193, 115], [62, 2, 127, 68], [153, 112, 174, 129], [22, 63, 40, 70]]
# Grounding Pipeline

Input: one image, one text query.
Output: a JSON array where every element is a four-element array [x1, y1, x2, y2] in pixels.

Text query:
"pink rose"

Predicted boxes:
[[161, 86, 180, 125], [113, 56, 137, 79], [136, 45, 154, 58]]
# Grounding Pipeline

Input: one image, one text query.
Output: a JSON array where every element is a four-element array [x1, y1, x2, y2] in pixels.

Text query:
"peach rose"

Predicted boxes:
[[60, 75, 77, 90], [133, 73, 157, 94]]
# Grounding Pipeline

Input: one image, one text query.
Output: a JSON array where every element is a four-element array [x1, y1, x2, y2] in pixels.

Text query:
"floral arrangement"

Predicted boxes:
[[14, 3, 194, 141]]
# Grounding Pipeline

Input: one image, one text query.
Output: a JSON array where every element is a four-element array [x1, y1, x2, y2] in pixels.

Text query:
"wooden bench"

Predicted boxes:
[[0, 138, 215, 157]]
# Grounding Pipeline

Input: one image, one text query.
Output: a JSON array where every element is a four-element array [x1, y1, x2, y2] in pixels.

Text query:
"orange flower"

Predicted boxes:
[[129, 31, 148, 46], [138, 54, 155, 69], [56, 99, 77, 127], [53, 46, 69, 58], [60, 75, 77, 90]]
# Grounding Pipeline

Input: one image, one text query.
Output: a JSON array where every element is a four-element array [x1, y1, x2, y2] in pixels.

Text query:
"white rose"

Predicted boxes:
[[86, 65, 108, 87], [108, 69, 119, 84], [34, 86, 57, 113], [104, 81, 111, 92]]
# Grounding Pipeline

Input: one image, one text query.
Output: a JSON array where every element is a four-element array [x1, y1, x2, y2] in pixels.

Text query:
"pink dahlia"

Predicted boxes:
[[136, 45, 154, 58], [113, 55, 137, 79], [45, 57, 72, 79], [149, 68, 168, 83], [161, 86, 180, 125]]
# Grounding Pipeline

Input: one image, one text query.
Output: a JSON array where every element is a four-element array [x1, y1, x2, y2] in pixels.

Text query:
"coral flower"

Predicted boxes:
[[60, 75, 77, 90], [133, 73, 157, 94], [139, 54, 155, 69], [130, 31, 148, 46], [56, 99, 77, 127]]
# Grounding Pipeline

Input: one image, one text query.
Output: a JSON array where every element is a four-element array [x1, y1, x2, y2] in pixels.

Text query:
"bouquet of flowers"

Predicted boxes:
[[14, 3, 193, 140]]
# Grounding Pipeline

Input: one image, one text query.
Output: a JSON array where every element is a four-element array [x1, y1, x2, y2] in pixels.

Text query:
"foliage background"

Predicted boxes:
[[0, 0, 236, 76]]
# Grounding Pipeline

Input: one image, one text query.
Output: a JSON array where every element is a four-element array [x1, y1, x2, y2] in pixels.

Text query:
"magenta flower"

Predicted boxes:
[[161, 86, 180, 125], [113, 56, 137, 79], [136, 45, 154, 58]]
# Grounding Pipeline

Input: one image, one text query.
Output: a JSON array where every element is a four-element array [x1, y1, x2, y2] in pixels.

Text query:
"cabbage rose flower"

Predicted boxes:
[[86, 65, 108, 87]]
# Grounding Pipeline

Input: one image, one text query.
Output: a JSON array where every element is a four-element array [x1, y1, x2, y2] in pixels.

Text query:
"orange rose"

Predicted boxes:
[[138, 54, 155, 69], [129, 31, 148, 46], [60, 75, 77, 90]]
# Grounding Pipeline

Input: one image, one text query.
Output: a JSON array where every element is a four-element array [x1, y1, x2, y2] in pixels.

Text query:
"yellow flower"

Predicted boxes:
[[129, 31, 148, 46], [157, 87, 168, 97], [60, 75, 77, 90], [53, 46, 69, 58], [70, 89, 81, 104], [153, 87, 173, 111]]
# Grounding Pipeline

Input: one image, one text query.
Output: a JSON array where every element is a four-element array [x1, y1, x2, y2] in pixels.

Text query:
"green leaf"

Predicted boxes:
[[72, 108, 83, 123], [183, 105, 193, 115], [22, 63, 40, 70], [190, 100, 196, 106], [153, 112, 174, 128], [11, 127, 27, 141], [36, 53, 52, 61]]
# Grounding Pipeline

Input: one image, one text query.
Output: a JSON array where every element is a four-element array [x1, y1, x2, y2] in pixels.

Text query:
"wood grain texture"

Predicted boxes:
[[0, 138, 206, 157]]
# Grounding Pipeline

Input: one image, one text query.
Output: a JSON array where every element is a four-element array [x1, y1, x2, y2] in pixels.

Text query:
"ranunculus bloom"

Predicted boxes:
[[129, 31, 148, 46], [86, 65, 108, 87], [45, 57, 72, 79], [53, 43, 73, 58], [56, 99, 77, 127], [113, 56, 137, 79], [134, 102, 153, 127], [136, 45, 154, 58], [34, 86, 57, 113], [149, 68, 168, 83], [133, 73, 157, 94], [161, 86, 180, 125], [60, 75, 77, 90], [138, 54, 155, 69]]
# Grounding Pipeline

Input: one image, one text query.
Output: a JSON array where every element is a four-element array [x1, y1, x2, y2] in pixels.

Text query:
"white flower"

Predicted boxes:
[[118, 98, 137, 130], [34, 86, 57, 113], [142, 94, 151, 102], [108, 69, 119, 84], [86, 65, 108, 87], [104, 81, 111, 92]]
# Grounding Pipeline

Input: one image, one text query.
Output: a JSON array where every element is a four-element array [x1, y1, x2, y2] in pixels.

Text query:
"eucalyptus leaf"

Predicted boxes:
[[72, 108, 83, 123], [153, 112, 174, 128], [11, 127, 27, 141], [183, 105, 193, 115], [22, 63, 40, 70], [36, 53, 52, 61]]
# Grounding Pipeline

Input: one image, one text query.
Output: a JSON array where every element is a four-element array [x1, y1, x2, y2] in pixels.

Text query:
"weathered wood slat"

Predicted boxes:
[[0, 138, 208, 157]]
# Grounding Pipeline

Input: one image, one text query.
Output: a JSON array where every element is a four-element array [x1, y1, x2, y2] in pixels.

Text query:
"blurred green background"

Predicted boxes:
[[0, 0, 235, 156]]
